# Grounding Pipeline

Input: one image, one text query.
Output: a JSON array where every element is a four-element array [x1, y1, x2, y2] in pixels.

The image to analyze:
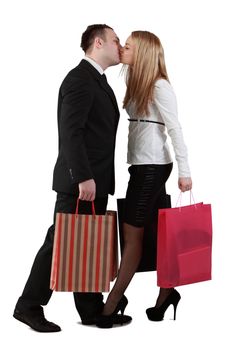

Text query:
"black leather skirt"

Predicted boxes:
[[124, 163, 173, 227]]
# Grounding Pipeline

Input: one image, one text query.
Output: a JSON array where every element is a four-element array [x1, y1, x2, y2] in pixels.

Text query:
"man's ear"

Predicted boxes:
[[94, 37, 103, 49]]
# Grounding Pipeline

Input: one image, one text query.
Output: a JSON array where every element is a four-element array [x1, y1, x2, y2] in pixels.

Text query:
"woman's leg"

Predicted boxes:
[[103, 164, 173, 316], [155, 288, 174, 307], [103, 223, 144, 315]]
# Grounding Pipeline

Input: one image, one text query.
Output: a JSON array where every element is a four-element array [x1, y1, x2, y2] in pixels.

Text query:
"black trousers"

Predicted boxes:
[[15, 193, 108, 320]]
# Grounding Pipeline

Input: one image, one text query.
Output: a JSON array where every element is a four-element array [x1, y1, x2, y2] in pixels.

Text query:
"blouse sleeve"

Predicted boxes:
[[154, 79, 191, 177]]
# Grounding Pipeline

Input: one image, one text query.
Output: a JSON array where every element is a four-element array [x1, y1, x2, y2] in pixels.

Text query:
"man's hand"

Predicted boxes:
[[178, 177, 192, 192], [78, 179, 96, 201]]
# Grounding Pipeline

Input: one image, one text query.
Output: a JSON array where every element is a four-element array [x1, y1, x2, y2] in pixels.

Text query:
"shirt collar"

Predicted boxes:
[[84, 56, 104, 75]]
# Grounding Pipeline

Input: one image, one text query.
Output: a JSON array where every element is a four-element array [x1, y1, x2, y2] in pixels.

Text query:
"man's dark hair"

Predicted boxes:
[[80, 24, 113, 53]]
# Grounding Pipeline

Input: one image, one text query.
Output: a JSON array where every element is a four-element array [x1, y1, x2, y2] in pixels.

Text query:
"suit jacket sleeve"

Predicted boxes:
[[59, 75, 94, 184]]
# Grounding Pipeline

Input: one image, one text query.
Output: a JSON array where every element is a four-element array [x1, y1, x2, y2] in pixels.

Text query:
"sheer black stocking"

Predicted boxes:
[[103, 223, 144, 315], [155, 288, 174, 307]]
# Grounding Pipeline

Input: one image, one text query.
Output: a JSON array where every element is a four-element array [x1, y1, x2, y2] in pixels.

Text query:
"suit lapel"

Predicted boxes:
[[97, 77, 120, 115], [79, 60, 120, 116]]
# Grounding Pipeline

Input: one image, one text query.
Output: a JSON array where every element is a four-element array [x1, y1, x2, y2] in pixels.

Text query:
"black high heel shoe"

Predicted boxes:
[[146, 289, 181, 321], [96, 295, 129, 328]]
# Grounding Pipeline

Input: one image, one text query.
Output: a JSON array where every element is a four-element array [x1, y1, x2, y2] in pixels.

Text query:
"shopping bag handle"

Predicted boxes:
[[75, 198, 96, 217], [176, 190, 197, 210]]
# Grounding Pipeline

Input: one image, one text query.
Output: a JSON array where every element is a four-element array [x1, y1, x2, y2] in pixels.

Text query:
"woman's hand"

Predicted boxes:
[[178, 177, 192, 192]]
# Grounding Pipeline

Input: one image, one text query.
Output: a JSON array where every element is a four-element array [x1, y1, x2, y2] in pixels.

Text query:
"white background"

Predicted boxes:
[[1, 0, 230, 349]]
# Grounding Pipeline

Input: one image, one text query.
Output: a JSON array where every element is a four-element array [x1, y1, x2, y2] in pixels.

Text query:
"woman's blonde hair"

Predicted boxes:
[[123, 31, 169, 116]]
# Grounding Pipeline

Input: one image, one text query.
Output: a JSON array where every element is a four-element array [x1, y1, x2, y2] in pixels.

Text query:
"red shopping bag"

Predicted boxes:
[[50, 200, 118, 292], [157, 196, 212, 288]]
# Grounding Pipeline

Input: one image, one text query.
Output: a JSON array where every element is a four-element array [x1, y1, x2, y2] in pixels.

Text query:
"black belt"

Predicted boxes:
[[128, 118, 165, 126]]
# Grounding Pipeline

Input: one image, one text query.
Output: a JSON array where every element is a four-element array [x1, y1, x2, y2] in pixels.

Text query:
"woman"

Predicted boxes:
[[96, 31, 192, 328]]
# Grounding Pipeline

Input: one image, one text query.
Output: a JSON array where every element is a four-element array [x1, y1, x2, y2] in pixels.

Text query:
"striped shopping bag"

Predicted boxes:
[[50, 200, 118, 292]]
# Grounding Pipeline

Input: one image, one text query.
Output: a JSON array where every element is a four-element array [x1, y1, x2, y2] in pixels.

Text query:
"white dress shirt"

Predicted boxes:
[[84, 56, 104, 75], [127, 79, 191, 177]]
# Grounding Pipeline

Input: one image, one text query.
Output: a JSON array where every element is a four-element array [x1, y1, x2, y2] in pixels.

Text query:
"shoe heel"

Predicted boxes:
[[173, 304, 177, 320], [119, 299, 127, 324], [120, 303, 126, 315], [173, 299, 180, 320]]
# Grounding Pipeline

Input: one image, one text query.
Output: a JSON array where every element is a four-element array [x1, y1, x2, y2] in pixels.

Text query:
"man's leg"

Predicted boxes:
[[14, 194, 108, 328], [15, 224, 55, 314], [14, 193, 79, 331]]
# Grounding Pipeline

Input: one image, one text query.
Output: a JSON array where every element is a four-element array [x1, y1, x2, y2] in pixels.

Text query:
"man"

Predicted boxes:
[[13, 24, 131, 332]]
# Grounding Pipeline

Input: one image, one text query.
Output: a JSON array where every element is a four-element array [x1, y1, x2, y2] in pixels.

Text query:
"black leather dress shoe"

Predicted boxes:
[[82, 314, 132, 326], [13, 308, 61, 332]]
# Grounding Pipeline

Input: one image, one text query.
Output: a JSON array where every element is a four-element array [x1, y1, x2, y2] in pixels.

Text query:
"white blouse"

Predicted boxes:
[[126, 79, 191, 177]]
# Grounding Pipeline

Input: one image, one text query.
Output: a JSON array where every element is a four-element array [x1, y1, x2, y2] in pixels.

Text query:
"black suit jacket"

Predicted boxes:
[[52, 60, 120, 196]]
